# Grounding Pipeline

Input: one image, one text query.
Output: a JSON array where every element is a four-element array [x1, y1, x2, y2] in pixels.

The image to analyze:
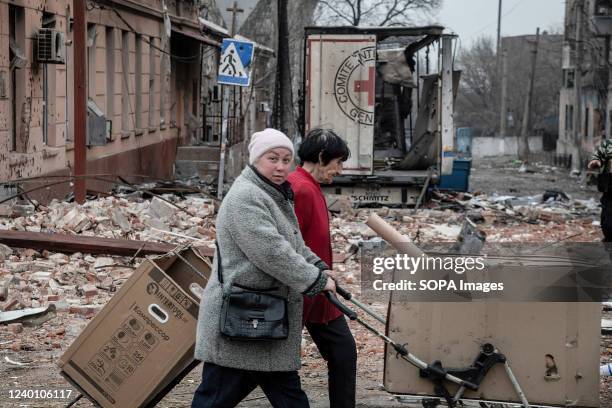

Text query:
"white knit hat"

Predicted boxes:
[[248, 128, 294, 164]]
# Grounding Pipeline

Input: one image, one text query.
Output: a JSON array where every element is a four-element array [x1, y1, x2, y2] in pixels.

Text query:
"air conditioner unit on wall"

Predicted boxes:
[[37, 28, 65, 64]]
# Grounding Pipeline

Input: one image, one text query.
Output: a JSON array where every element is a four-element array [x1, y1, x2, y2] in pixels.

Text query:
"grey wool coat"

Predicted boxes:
[[194, 165, 329, 372]]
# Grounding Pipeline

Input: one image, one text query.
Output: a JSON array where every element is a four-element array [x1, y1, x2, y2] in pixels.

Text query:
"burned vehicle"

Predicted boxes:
[[301, 26, 460, 206]]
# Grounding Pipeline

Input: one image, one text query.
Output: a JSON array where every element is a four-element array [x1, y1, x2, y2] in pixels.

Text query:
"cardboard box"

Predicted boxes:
[[383, 301, 601, 406], [362, 213, 601, 405], [58, 247, 211, 408]]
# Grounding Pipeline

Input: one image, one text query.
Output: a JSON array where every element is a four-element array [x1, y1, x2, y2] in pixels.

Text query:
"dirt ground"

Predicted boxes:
[[470, 155, 600, 200], [0, 155, 610, 408]]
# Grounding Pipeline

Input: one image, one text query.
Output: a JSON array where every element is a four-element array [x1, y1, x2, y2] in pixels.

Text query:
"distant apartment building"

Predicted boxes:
[[558, 0, 612, 163]]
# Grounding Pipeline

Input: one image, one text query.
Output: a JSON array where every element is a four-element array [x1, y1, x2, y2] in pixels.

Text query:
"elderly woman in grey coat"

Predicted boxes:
[[192, 128, 336, 408]]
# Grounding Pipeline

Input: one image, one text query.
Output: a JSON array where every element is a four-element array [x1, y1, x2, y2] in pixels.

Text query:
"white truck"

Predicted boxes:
[[302, 26, 459, 206]]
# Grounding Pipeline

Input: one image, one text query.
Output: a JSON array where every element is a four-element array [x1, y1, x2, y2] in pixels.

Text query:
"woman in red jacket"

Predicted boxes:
[[288, 128, 356, 408]]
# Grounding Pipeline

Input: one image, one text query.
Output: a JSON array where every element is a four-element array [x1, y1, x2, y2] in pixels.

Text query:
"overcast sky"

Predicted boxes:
[[436, 0, 566, 47]]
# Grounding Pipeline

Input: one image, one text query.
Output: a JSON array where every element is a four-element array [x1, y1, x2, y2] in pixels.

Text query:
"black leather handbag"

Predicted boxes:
[[216, 243, 288, 341]]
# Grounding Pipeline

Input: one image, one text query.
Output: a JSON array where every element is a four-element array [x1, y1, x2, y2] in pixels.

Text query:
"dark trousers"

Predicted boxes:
[[191, 363, 310, 408], [602, 194, 612, 242], [306, 316, 357, 408]]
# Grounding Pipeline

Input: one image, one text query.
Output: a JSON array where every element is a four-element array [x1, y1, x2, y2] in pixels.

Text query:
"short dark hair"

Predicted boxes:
[[298, 128, 350, 165]]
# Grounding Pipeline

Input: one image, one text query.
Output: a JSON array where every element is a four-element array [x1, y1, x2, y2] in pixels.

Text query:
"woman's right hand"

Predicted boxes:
[[589, 159, 602, 169], [323, 274, 337, 294]]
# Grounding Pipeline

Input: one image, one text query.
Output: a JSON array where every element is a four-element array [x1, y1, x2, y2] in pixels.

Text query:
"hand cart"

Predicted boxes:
[[325, 287, 531, 408]]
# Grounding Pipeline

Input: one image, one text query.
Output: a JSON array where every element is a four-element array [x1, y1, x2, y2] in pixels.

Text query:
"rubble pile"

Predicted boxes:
[[321, 192, 604, 310], [0, 194, 217, 243], [420, 190, 602, 242], [428, 190, 599, 221], [0, 182, 605, 405], [328, 196, 601, 252], [0, 193, 217, 355]]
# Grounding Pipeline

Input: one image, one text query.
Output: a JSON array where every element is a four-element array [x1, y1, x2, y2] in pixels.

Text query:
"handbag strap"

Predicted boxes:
[[216, 242, 224, 284]]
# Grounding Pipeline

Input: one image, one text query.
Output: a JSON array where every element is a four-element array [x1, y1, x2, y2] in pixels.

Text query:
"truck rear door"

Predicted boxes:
[[305, 34, 376, 175]]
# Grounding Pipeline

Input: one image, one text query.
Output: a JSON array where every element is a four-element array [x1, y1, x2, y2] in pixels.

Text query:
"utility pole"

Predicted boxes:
[[496, 0, 502, 67], [73, 0, 87, 203], [217, 1, 243, 200], [499, 49, 508, 137], [518, 27, 540, 161], [274, 0, 293, 137], [495, 0, 503, 135], [228, 1, 243, 37], [572, 0, 584, 171]]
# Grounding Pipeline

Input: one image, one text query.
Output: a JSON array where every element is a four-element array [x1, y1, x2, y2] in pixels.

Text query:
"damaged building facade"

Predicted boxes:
[[0, 0, 212, 199], [558, 0, 612, 165]]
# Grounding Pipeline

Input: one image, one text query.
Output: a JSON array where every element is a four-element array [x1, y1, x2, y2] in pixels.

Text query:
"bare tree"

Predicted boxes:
[[455, 34, 562, 144], [315, 0, 440, 26], [455, 37, 499, 136]]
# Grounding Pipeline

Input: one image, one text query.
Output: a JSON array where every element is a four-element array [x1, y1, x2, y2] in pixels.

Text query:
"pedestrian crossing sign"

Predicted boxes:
[[218, 39, 254, 87]]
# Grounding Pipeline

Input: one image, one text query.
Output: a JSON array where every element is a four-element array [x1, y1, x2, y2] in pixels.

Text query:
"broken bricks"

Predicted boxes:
[[68, 305, 101, 318], [81, 284, 98, 298], [110, 207, 131, 233], [148, 196, 178, 219], [2, 296, 24, 312], [57, 207, 91, 233], [0, 243, 13, 261]]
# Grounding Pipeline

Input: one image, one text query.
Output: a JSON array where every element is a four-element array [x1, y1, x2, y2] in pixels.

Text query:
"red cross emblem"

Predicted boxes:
[[353, 66, 375, 107]]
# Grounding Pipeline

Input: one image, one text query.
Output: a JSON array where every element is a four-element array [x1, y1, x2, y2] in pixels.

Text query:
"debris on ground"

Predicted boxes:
[[0, 159, 608, 407]]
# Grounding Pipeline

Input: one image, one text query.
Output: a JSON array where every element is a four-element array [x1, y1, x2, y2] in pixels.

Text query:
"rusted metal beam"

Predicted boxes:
[[0, 230, 214, 257]]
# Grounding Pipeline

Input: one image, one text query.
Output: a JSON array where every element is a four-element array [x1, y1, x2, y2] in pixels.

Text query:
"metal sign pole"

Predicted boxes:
[[217, 3, 243, 200], [217, 85, 229, 199], [216, 29, 254, 199]]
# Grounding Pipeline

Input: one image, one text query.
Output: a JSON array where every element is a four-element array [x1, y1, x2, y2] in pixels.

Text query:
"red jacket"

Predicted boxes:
[[288, 167, 342, 324]]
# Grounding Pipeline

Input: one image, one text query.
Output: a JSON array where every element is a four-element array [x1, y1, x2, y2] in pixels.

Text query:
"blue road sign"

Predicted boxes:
[[218, 39, 254, 87]]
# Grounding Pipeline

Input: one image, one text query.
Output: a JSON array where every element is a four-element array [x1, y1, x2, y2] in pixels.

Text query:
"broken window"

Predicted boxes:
[[43, 61, 49, 145], [42, 12, 57, 146], [565, 105, 574, 131], [159, 35, 169, 128], [563, 69, 574, 88], [87, 24, 97, 100], [121, 31, 130, 134], [135, 35, 143, 131], [106, 27, 115, 140], [595, 0, 612, 16], [42, 12, 56, 29], [87, 99, 109, 146], [9, 5, 26, 153], [585, 107, 590, 138], [149, 37, 157, 129]]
